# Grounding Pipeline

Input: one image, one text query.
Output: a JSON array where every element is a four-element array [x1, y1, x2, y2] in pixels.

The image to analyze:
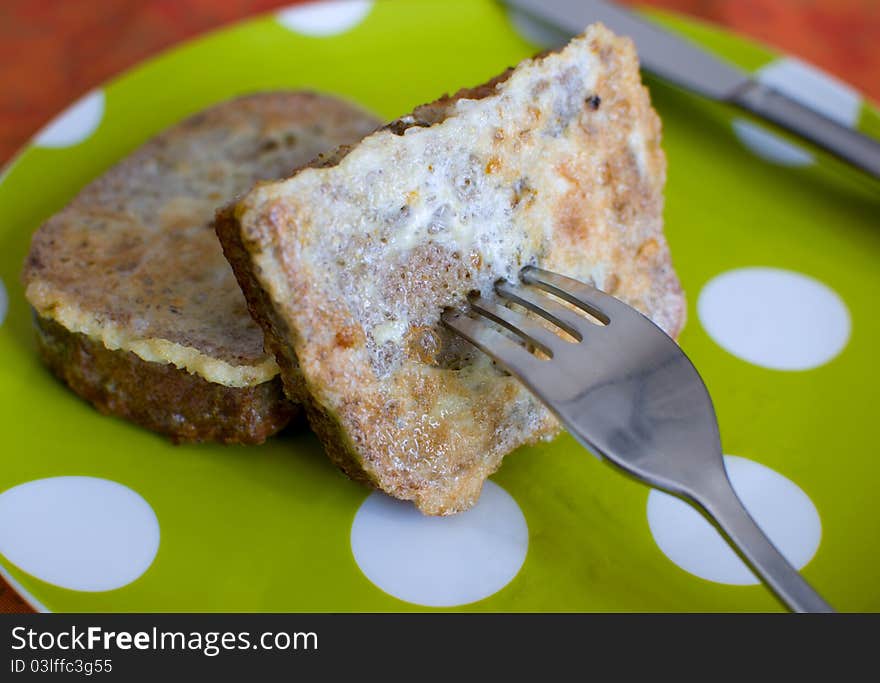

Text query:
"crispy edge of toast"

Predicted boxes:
[[215, 206, 372, 475], [34, 314, 297, 444]]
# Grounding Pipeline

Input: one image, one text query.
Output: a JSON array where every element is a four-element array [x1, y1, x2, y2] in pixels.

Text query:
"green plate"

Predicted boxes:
[[1, 0, 878, 612]]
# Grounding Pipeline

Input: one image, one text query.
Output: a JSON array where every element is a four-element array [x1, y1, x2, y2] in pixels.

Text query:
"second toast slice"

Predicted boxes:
[[24, 92, 381, 443]]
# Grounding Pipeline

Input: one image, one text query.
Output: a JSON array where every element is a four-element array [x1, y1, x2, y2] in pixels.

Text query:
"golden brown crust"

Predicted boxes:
[[214, 205, 304, 400], [34, 315, 296, 444], [217, 205, 376, 479], [219, 26, 685, 513]]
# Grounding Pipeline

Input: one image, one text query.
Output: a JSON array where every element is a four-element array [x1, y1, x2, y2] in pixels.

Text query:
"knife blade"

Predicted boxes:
[[504, 0, 880, 178]]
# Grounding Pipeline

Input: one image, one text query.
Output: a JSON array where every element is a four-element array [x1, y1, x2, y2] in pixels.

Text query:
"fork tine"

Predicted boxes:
[[441, 310, 545, 376], [521, 266, 629, 323], [470, 297, 570, 356], [495, 280, 590, 340]]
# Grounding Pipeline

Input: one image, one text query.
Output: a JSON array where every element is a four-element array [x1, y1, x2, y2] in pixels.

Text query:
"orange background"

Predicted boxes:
[[1, 0, 878, 611]]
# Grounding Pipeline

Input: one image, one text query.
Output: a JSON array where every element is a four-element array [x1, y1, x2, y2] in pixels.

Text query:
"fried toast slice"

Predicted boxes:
[[217, 25, 685, 508], [24, 92, 381, 443]]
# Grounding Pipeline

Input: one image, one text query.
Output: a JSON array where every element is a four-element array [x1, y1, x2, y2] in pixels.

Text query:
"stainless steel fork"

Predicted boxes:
[[442, 266, 834, 613]]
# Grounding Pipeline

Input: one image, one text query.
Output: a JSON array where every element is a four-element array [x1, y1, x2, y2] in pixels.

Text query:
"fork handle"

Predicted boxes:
[[691, 473, 835, 613]]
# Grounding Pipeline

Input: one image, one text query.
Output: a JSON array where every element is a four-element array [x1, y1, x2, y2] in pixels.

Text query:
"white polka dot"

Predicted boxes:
[[34, 90, 104, 149], [507, 7, 569, 48], [0, 477, 160, 592], [351, 481, 528, 606], [733, 58, 861, 165], [757, 58, 861, 127], [698, 267, 850, 370], [276, 0, 373, 36], [0, 278, 7, 326], [732, 119, 814, 166], [647, 456, 821, 585]]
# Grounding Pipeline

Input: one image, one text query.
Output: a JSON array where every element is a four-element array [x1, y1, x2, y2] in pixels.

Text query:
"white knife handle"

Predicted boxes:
[[732, 81, 880, 178]]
